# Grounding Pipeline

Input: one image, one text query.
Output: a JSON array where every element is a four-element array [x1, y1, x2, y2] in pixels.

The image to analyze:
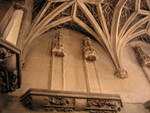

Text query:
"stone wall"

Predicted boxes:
[[6, 29, 150, 113]]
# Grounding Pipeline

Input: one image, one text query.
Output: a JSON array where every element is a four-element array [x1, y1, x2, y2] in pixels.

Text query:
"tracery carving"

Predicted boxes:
[[50, 6, 72, 23], [101, 0, 119, 33], [119, 0, 135, 32], [52, 32, 65, 57], [139, 34, 150, 44], [32, 0, 46, 20], [42, 2, 64, 19], [85, 3, 102, 28], [126, 14, 147, 32], [133, 45, 150, 67], [140, 0, 150, 11], [49, 22, 95, 39], [133, 22, 149, 33], [83, 37, 97, 61], [76, 6, 95, 31], [23, 0, 150, 79]]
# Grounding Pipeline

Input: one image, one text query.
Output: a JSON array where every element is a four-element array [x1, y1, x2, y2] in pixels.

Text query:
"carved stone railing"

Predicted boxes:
[[20, 89, 123, 113], [0, 39, 21, 93], [144, 100, 150, 111], [133, 45, 150, 67], [52, 32, 65, 57], [83, 37, 97, 61]]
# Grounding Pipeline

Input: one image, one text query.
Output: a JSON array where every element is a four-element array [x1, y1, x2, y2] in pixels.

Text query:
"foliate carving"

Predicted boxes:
[[52, 32, 65, 57], [0, 47, 18, 92], [0, 40, 21, 93], [115, 68, 128, 79], [133, 45, 150, 67], [21, 89, 123, 112], [87, 99, 121, 112], [83, 37, 97, 61], [44, 97, 75, 112], [0, 47, 16, 71], [46, 97, 74, 106]]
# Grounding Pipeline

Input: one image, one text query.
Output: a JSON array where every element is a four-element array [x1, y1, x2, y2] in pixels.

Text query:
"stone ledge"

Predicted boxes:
[[20, 89, 123, 113]]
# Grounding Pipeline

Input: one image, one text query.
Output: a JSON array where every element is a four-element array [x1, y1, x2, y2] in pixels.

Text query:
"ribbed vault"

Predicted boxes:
[[22, 0, 150, 79]]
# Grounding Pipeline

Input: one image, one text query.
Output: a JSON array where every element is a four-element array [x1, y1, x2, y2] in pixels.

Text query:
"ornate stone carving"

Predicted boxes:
[[87, 99, 121, 112], [44, 97, 75, 112], [24, 0, 150, 79], [83, 37, 97, 61], [21, 89, 123, 112], [115, 68, 128, 79], [52, 32, 65, 57], [46, 97, 74, 106], [0, 39, 21, 93], [133, 45, 150, 67]]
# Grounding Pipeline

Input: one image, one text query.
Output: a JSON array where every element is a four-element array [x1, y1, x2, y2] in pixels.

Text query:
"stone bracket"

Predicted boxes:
[[0, 39, 21, 93], [21, 89, 123, 113]]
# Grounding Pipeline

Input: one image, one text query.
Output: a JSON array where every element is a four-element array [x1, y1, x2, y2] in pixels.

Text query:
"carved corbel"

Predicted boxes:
[[52, 32, 65, 57], [115, 68, 128, 79], [83, 37, 97, 61], [133, 45, 150, 67], [0, 39, 21, 93]]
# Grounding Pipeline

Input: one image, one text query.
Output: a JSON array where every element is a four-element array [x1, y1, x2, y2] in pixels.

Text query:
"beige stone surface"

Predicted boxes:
[[11, 29, 150, 113]]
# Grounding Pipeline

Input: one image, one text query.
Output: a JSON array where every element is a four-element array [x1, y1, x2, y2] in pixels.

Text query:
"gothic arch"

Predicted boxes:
[[22, 0, 150, 78]]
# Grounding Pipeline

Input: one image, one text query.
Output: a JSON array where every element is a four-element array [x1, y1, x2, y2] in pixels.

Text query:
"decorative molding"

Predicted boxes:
[[83, 37, 97, 61], [52, 32, 65, 57], [133, 45, 150, 67], [21, 89, 123, 112], [0, 39, 21, 93]]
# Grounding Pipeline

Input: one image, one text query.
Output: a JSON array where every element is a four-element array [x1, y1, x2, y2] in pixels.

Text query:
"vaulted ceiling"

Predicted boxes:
[[22, 0, 150, 78]]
